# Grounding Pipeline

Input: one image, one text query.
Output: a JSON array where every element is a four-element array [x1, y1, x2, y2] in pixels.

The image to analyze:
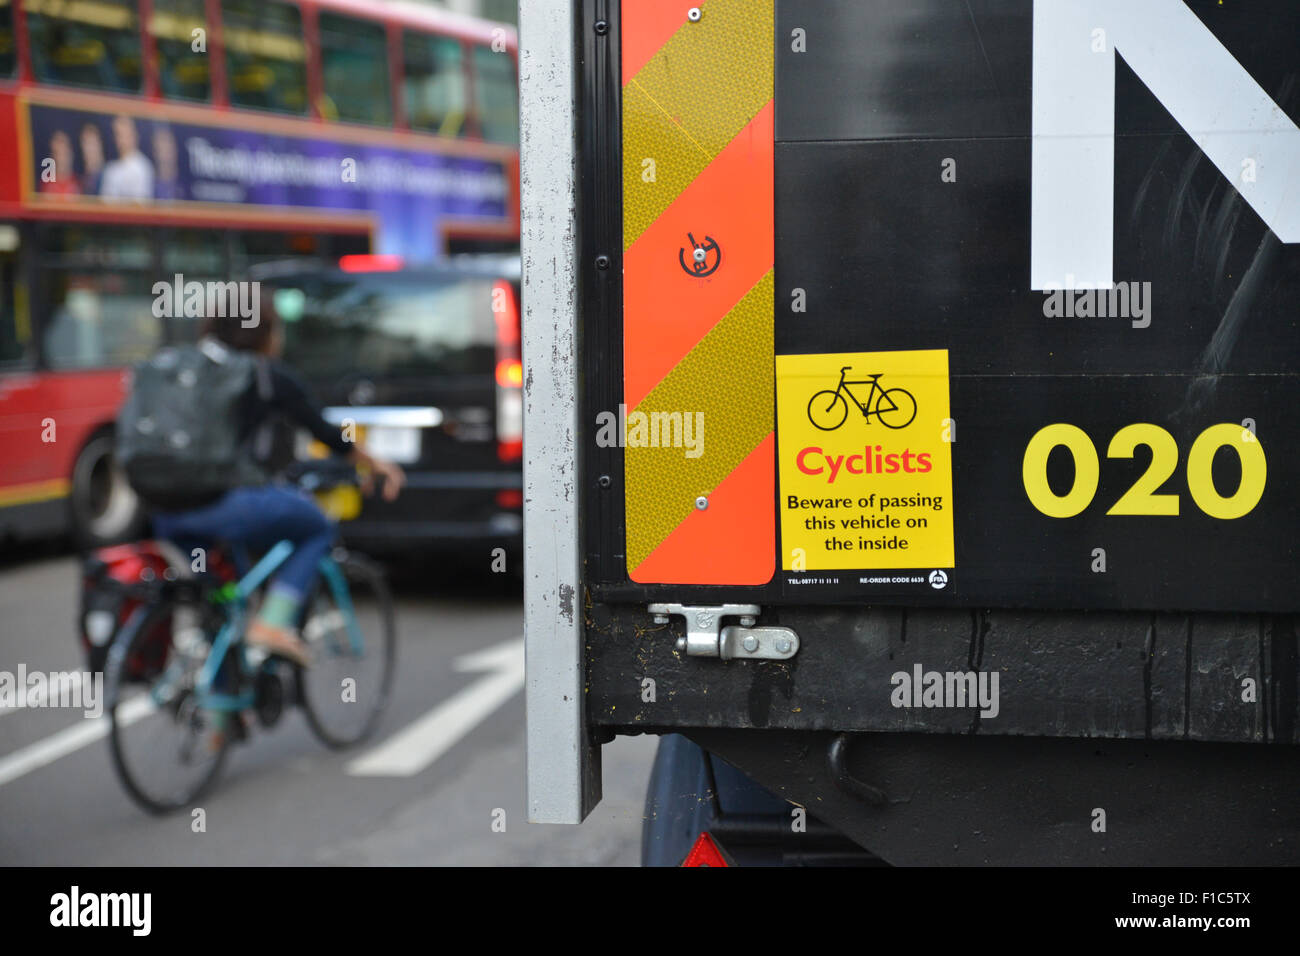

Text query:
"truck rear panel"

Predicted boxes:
[[522, 0, 1300, 863]]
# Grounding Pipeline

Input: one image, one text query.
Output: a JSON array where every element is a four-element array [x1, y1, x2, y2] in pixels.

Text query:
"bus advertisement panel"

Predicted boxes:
[[23, 97, 513, 263]]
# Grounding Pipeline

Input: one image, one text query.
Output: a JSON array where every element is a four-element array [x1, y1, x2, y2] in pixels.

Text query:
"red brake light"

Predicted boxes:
[[497, 439, 523, 462], [493, 279, 524, 460], [338, 254, 404, 273], [496, 358, 524, 388], [682, 832, 731, 867]]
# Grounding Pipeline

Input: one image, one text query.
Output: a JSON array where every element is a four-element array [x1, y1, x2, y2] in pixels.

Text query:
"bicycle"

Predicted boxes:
[[104, 460, 396, 814], [806, 367, 918, 431]]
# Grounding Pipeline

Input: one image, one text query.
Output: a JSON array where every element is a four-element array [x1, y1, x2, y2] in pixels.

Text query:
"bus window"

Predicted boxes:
[[228, 229, 366, 275], [221, 0, 307, 115], [403, 30, 465, 138], [24, 0, 142, 92], [38, 226, 161, 370], [161, 229, 225, 277], [478, 0, 517, 25], [160, 228, 226, 343], [151, 0, 209, 101], [471, 44, 517, 145], [319, 12, 391, 127], [1, 0, 16, 78], [0, 226, 31, 367]]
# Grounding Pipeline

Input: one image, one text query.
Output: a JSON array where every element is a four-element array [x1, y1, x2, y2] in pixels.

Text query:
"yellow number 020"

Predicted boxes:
[[1022, 423, 1265, 519]]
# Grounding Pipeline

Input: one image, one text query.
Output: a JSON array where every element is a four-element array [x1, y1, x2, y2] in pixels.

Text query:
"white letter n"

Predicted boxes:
[[1031, 0, 1300, 291]]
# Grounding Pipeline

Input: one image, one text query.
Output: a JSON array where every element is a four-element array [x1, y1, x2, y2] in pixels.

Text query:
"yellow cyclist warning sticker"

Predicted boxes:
[[776, 350, 954, 572]]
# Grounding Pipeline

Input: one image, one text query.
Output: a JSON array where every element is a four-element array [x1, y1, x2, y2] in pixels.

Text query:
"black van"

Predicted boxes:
[[250, 256, 523, 560]]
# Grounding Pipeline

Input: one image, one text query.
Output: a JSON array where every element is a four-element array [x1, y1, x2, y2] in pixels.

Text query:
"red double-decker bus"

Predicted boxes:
[[0, 0, 519, 546]]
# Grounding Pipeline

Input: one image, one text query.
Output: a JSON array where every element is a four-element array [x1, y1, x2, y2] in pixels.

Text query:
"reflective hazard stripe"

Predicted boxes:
[[622, 0, 775, 250], [622, 0, 774, 584]]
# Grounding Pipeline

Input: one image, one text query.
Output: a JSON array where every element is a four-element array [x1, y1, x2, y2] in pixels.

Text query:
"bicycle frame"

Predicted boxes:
[[837, 371, 888, 419], [178, 542, 364, 713]]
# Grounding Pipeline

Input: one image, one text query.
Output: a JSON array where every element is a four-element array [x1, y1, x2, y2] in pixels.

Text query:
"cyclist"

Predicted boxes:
[[148, 294, 405, 668]]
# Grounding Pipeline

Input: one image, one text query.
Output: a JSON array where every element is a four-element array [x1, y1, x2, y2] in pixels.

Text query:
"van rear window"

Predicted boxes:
[[274, 273, 497, 381]]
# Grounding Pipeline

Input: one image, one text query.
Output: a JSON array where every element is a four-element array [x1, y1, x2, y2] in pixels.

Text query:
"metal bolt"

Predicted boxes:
[[695, 495, 708, 510], [675, 636, 687, 652], [739, 615, 756, 627], [687, 7, 701, 22], [595, 254, 610, 270], [776, 638, 792, 654], [654, 614, 670, 625], [597, 474, 612, 488], [742, 635, 759, 653], [693, 246, 706, 263], [594, 19, 608, 34]]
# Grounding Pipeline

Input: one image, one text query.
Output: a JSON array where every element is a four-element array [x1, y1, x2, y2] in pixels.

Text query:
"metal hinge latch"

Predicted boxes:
[[648, 603, 800, 660]]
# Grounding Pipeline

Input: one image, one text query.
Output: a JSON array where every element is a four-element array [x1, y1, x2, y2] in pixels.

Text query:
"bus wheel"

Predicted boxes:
[[70, 430, 145, 548]]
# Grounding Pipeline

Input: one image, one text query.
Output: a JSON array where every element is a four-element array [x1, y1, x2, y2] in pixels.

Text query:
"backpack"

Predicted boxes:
[[116, 338, 268, 510]]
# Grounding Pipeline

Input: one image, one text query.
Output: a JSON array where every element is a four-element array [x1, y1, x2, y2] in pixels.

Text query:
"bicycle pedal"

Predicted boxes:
[[254, 669, 287, 728], [228, 711, 252, 742]]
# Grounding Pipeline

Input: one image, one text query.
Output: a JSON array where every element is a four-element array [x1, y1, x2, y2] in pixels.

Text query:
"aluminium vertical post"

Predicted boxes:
[[519, 0, 600, 823]]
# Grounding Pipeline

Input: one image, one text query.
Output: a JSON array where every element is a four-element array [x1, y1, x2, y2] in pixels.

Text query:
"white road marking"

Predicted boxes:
[[347, 636, 524, 777], [0, 671, 86, 717], [0, 694, 154, 788], [0, 636, 526, 786]]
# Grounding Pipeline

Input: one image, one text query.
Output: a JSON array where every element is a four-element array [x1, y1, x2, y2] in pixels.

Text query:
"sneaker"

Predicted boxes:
[[245, 620, 314, 667]]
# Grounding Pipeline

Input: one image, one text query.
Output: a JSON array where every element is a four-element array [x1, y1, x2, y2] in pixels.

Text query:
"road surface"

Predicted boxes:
[[0, 551, 655, 865]]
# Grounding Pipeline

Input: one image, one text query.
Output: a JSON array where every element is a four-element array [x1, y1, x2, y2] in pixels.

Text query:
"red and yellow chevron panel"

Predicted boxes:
[[622, 0, 774, 584]]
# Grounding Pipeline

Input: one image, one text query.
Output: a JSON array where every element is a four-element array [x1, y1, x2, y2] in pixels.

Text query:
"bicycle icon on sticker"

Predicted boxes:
[[807, 367, 918, 431]]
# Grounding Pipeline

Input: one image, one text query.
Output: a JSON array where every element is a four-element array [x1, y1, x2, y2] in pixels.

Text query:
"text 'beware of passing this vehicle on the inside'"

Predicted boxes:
[[521, 0, 1300, 866]]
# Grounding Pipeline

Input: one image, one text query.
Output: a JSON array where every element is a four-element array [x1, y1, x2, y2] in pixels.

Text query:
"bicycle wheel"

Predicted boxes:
[[297, 550, 396, 749], [875, 388, 918, 429], [807, 390, 849, 430], [106, 591, 231, 814]]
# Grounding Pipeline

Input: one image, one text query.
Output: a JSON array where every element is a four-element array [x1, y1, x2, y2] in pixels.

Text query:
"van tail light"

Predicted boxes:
[[496, 358, 523, 388], [496, 489, 524, 509], [493, 280, 523, 462], [338, 254, 404, 272], [681, 832, 731, 867]]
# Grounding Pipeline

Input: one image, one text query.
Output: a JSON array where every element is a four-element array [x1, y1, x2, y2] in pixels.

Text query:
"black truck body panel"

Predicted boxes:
[[571, 0, 1300, 862]]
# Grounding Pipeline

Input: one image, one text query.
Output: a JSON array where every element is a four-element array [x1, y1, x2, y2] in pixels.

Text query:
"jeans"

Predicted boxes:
[[151, 485, 335, 597]]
